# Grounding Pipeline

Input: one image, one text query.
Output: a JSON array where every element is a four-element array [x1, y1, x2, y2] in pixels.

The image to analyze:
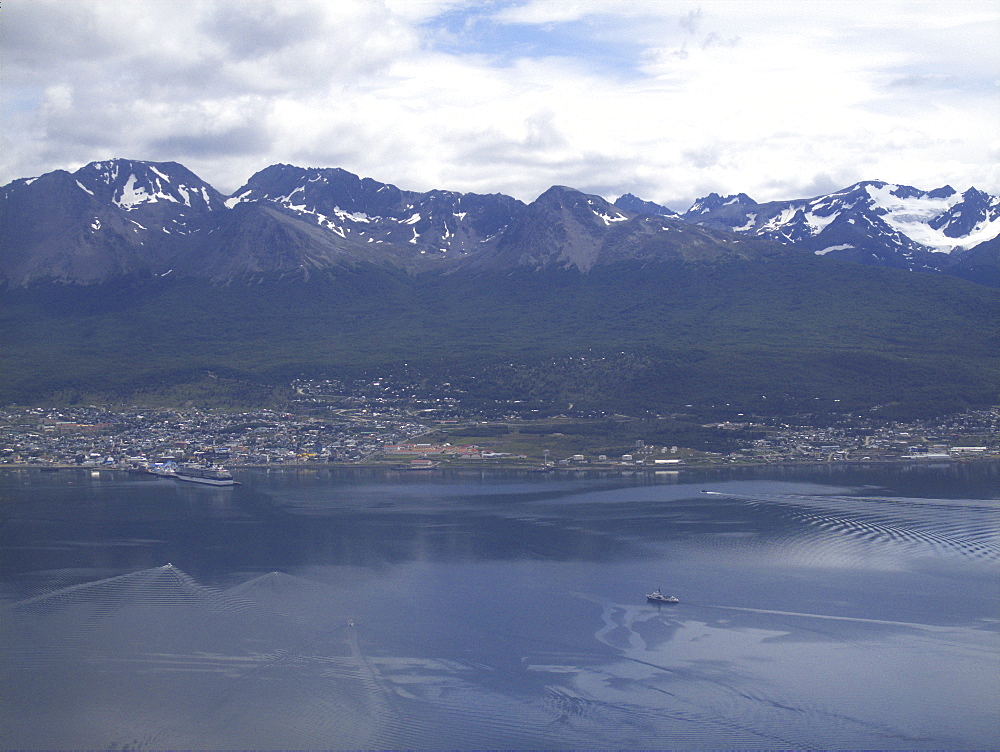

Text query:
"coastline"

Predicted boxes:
[[3, 455, 995, 473]]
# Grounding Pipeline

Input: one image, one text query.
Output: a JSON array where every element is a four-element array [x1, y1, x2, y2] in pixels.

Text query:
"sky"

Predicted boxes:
[[2, 0, 998, 211]]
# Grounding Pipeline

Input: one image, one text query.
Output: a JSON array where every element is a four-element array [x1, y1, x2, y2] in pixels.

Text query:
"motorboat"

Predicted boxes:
[[646, 588, 679, 604]]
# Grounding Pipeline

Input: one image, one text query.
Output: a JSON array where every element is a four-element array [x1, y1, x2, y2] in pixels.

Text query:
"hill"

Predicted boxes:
[[2, 258, 997, 417]]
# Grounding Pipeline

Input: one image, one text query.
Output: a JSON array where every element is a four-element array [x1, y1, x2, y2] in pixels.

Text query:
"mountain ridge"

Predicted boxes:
[[2, 159, 998, 415], [3, 159, 998, 286], [620, 180, 1000, 279]]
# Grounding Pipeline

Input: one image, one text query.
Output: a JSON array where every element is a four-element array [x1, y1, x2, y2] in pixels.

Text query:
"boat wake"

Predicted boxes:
[[2, 565, 396, 750], [736, 491, 1000, 563]]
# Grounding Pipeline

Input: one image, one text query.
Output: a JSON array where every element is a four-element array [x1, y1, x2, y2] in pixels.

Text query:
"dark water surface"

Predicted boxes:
[[2, 464, 998, 749]]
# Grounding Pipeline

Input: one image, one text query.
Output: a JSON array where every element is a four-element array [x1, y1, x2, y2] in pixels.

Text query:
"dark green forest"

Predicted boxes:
[[2, 257, 998, 417]]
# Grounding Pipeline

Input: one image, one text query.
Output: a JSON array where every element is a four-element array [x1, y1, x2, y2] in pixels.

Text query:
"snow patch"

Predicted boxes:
[[804, 210, 840, 234], [115, 173, 178, 209], [865, 183, 968, 252], [594, 210, 628, 225], [280, 202, 372, 237], [952, 214, 1000, 251], [224, 191, 251, 208], [76, 180, 95, 196], [403, 213, 421, 225], [815, 244, 854, 255], [733, 213, 757, 232], [278, 187, 305, 203], [761, 206, 800, 232], [333, 207, 370, 223]]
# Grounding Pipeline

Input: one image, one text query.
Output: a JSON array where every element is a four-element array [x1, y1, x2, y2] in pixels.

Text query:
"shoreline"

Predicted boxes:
[[3, 455, 995, 473]]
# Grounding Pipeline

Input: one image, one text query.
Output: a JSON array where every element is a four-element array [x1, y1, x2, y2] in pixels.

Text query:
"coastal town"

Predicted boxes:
[[1, 398, 997, 471]]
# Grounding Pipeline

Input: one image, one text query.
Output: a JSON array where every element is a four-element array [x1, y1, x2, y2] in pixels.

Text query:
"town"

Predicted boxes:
[[1, 382, 997, 470]]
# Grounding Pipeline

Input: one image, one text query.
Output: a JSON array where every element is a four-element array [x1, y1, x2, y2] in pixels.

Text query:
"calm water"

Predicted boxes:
[[1, 464, 998, 750]]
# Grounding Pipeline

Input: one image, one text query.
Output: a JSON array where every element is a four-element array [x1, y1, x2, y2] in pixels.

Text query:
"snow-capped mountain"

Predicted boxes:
[[0, 159, 791, 283], [0, 160, 227, 284], [74, 159, 227, 215], [662, 181, 1000, 272], [1, 159, 997, 285], [226, 164, 525, 260], [0, 160, 527, 283], [476, 185, 781, 271], [613, 192, 679, 218]]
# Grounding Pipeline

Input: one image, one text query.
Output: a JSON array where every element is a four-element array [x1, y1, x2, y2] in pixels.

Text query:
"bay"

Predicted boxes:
[[1, 463, 998, 750]]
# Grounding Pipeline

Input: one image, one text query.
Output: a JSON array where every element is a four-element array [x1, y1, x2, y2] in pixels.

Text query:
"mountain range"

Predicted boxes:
[[1, 159, 998, 417], [665, 182, 1000, 279], [2, 159, 997, 286]]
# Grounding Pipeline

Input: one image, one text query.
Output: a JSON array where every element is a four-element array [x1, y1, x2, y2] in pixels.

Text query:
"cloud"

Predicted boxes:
[[1, 0, 997, 208], [678, 8, 702, 34]]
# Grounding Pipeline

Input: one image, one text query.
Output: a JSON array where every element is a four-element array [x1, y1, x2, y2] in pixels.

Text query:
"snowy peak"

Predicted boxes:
[[74, 159, 226, 212], [614, 193, 678, 217], [0, 159, 234, 285], [228, 164, 404, 217], [681, 192, 761, 235], [475, 184, 783, 272], [843, 181, 1000, 255], [686, 192, 756, 216], [228, 164, 524, 259], [534, 185, 626, 221], [674, 179, 1000, 271], [928, 187, 1000, 241], [2, 159, 996, 285]]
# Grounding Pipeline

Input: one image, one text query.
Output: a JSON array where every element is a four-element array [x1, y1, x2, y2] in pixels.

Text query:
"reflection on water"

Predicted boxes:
[[1, 466, 998, 749]]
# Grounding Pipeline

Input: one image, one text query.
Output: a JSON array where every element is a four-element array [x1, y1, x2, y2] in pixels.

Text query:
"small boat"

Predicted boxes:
[[149, 462, 178, 478], [646, 588, 679, 604]]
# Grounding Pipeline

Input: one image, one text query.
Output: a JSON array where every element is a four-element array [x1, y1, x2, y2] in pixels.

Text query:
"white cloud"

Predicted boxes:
[[1, 0, 997, 208], [491, 0, 609, 25]]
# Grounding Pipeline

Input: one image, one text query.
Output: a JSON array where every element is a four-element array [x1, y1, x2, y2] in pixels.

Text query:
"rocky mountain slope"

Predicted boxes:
[[617, 180, 1000, 277], [5, 159, 997, 285], [0, 160, 226, 284], [471, 185, 783, 272]]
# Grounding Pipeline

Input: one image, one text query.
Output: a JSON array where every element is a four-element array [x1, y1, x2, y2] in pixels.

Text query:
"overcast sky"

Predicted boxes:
[[3, 0, 998, 210]]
